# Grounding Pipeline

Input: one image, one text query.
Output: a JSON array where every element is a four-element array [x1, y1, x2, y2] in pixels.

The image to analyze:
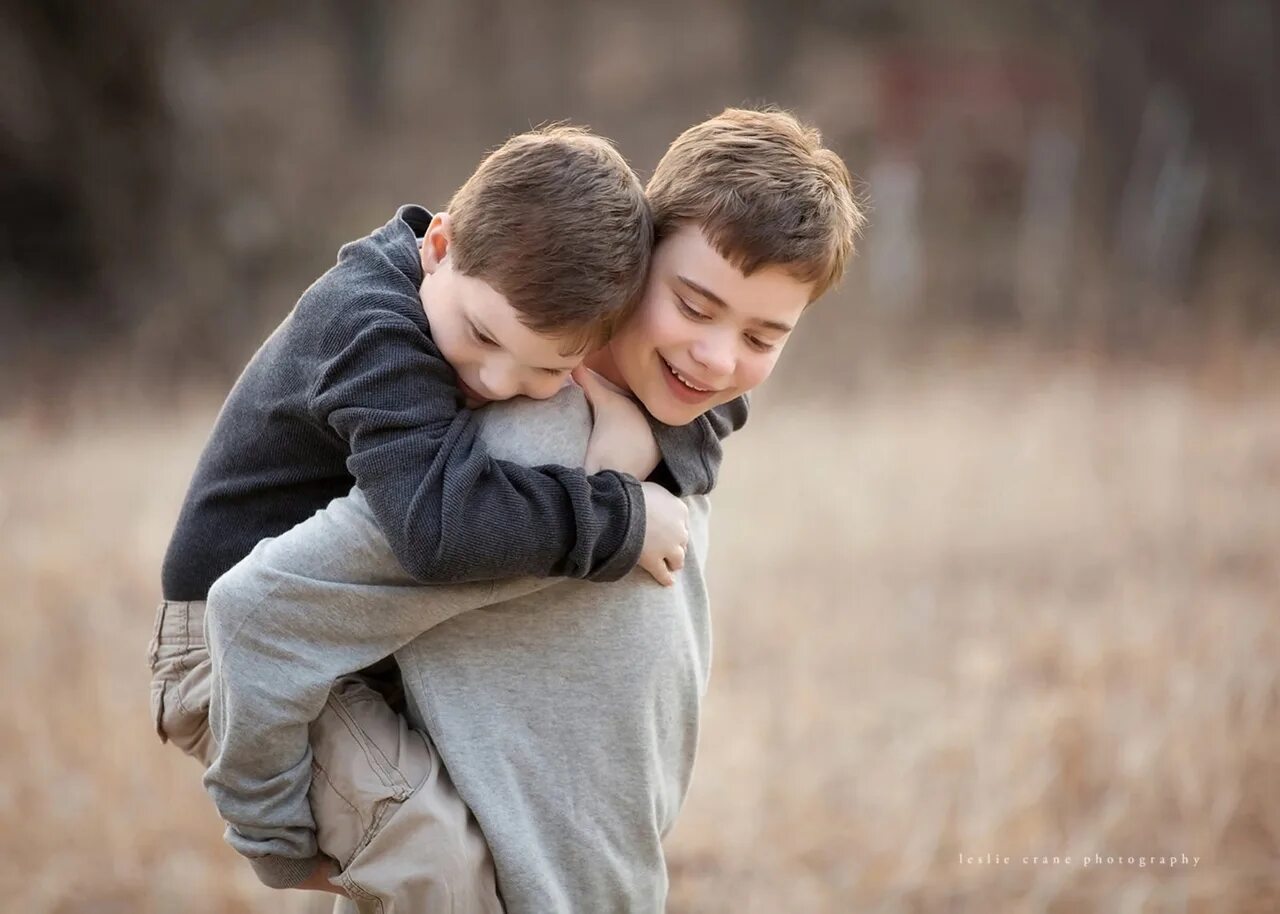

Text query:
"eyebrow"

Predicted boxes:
[[676, 275, 794, 334], [471, 317, 577, 371]]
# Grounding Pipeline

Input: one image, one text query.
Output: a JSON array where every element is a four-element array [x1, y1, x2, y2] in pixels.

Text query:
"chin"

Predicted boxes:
[[644, 388, 712, 426], [645, 401, 690, 426]]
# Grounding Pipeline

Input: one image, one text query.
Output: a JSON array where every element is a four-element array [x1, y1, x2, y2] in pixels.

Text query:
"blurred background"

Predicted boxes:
[[2, 1, 1278, 911]]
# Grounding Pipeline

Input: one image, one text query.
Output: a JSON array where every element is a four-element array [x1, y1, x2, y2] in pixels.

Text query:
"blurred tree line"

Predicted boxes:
[[1, 0, 1277, 393]]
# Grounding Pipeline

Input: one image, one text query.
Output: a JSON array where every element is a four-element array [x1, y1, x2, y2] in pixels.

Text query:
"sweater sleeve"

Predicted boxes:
[[308, 308, 645, 583], [202, 490, 558, 888], [647, 394, 750, 496]]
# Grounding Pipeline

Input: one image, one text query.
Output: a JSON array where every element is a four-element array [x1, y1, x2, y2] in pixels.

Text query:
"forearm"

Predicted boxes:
[[203, 490, 554, 887], [312, 315, 645, 583], [353, 427, 645, 584]]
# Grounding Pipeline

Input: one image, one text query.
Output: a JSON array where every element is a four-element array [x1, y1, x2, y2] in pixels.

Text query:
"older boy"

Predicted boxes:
[[203, 108, 863, 911], [151, 125, 744, 881]]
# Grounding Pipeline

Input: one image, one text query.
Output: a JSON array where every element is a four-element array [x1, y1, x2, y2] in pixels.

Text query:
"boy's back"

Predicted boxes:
[[162, 206, 434, 601]]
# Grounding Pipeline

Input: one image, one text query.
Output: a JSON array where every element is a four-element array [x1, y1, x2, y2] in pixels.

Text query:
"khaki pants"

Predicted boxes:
[[148, 600, 504, 914]]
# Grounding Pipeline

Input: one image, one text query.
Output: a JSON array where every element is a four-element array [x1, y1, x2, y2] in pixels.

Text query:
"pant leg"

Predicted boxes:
[[148, 601, 502, 910], [147, 600, 217, 767], [310, 676, 504, 914]]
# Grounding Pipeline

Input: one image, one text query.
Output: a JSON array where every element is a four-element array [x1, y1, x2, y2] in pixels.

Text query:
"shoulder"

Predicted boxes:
[[309, 293, 435, 358], [473, 386, 593, 468], [299, 238, 429, 348]]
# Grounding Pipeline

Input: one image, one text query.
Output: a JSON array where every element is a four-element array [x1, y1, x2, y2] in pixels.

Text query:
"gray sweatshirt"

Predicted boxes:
[[204, 386, 712, 911]]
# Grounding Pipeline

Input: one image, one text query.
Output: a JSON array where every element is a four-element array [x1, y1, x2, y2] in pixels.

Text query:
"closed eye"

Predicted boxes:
[[675, 295, 710, 321], [745, 334, 776, 353], [470, 323, 499, 347]]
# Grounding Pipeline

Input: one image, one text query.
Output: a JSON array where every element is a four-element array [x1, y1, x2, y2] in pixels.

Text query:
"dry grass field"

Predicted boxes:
[[2, 348, 1278, 913]]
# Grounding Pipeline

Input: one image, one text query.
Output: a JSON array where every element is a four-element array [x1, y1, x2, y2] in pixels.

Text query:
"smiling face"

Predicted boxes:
[[593, 223, 813, 425], [419, 214, 582, 407]]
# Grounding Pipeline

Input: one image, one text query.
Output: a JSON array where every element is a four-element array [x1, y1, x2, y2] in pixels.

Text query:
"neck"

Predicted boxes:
[[585, 346, 631, 394]]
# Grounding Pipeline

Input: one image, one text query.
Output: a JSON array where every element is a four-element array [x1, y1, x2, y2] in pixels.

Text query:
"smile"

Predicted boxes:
[[660, 356, 716, 394]]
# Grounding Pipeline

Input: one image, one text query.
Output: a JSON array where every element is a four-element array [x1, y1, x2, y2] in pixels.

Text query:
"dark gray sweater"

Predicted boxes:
[[162, 205, 747, 600]]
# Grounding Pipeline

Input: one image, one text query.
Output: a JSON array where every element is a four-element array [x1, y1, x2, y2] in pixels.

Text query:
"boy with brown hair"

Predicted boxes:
[[159, 126, 698, 615], [197, 107, 863, 911], [150, 123, 734, 879]]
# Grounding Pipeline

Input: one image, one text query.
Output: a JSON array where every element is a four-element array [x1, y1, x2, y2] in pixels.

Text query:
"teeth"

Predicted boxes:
[[665, 360, 710, 392]]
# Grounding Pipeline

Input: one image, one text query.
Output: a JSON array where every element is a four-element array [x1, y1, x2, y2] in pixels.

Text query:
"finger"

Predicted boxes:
[[647, 565, 674, 586], [639, 555, 668, 586], [572, 365, 601, 396], [571, 366, 598, 410], [657, 557, 677, 585], [576, 370, 608, 424], [665, 548, 685, 572]]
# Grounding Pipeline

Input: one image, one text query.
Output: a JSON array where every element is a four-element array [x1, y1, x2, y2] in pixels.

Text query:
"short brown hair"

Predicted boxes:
[[446, 125, 652, 353], [647, 107, 864, 301]]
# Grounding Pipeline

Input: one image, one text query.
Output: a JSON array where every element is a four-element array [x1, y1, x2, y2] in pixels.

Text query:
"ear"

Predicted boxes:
[[420, 212, 452, 275]]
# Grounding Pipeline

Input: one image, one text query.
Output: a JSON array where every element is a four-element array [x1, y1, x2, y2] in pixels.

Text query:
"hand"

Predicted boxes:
[[574, 366, 662, 480], [295, 858, 349, 897], [638, 481, 689, 586]]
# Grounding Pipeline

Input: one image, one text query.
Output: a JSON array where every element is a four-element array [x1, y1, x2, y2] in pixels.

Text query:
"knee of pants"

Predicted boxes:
[[150, 654, 216, 767], [309, 677, 503, 913], [148, 600, 216, 766], [309, 675, 437, 869]]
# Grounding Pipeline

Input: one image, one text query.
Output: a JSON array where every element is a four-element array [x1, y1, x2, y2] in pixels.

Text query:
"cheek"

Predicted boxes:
[[734, 351, 780, 393], [612, 319, 657, 374], [629, 294, 683, 348], [435, 325, 471, 368], [649, 306, 690, 349]]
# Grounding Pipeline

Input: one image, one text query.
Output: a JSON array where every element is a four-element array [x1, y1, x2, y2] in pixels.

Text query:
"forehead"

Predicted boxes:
[[463, 278, 582, 367], [654, 224, 812, 325]]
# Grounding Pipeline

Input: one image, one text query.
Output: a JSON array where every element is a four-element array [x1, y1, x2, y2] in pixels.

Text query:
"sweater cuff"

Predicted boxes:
[[250, 853, 325, 889], [588, 472, 646, 583]]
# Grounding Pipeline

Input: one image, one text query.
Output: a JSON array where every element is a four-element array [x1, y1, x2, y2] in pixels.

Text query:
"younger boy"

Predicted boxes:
[[150, 125, 745, 874]]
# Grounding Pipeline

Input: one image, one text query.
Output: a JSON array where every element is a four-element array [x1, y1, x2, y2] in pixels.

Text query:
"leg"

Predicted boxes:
[[149, 601, 502, 911], [147, 600, 217, 766], [309, 676, 504, 913]]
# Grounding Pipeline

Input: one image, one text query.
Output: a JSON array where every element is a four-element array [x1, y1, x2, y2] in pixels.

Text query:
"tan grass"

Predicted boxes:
[[3, 352, 1278, 912]]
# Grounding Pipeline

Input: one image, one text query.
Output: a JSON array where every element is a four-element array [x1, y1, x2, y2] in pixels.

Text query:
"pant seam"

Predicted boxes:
[[147, 601, 166, 668], [171, 603, 206, 716], [328, 690, 412, 796], [337, 872, 383, 912]]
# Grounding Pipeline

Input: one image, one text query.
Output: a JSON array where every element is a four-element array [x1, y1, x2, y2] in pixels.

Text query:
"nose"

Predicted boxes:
[[479, 363, 519, 401], [689, 330, 736, 381]]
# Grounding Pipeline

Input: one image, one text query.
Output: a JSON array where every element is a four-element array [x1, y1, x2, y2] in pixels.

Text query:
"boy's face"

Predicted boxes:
[[419, 214, 581, 407], [602, 223, 812, 426]]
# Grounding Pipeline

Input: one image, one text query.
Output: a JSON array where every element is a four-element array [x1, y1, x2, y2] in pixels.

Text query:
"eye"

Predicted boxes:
[[745, 334, 776, 353], [540, 367, 570, 377], [470, 324, 499, 347], [675, 295, 710, 321]]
